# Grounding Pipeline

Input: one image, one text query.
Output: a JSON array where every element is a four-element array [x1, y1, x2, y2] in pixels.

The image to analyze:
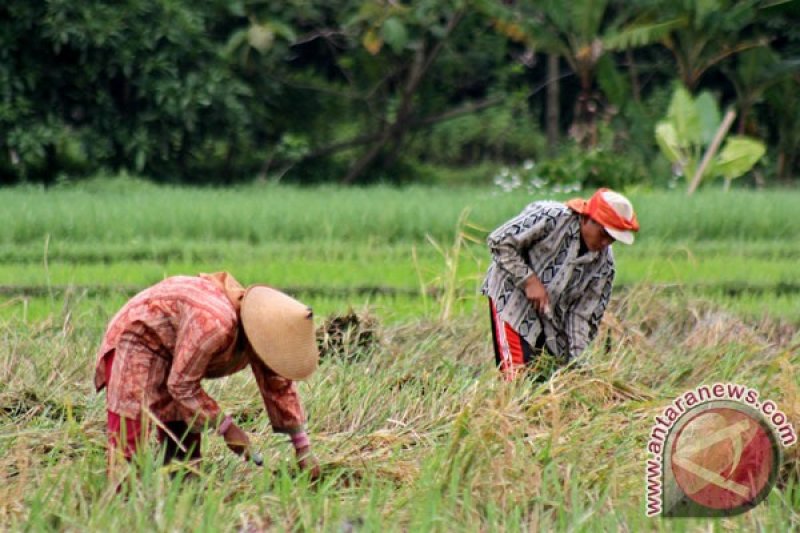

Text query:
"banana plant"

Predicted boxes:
[[477, 0, 669, 148], [723, 47, 800, 135], [610, 0, 771, 91], [765, 76, 800, 182], [655, 85, 765, 193]]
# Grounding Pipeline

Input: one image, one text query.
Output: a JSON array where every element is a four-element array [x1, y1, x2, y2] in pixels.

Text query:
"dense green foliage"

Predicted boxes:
[[2, 0, 799, 185], [0, 1, 255, 183]]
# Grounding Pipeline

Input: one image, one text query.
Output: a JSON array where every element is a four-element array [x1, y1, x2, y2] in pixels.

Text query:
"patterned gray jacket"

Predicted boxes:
[[481, 201, 615, 361]]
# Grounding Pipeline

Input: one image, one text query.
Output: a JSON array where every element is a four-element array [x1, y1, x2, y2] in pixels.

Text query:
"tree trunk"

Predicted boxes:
[[546, 54, 560, 156], [571, 87, 598, 148], [737, 101, 752, 135], [341, 128, 393, 184], [780, 150, 797, 183], [626, 49, 641, 103], [341, 11, 464, 184], [568, 60, 599, 148], [43, 144, 57, 188], [777, 150, 787, 181]]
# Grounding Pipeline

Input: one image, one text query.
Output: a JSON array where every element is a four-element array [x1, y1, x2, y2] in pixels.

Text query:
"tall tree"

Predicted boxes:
[[723, 48, 800, 135], [482, 0, 662, 147], [235, 0, 515, 184], [338, 1, 468, 183], [612, 0, 770, 92], [0, 0, 257, 183], [765, 76, 800, 182]]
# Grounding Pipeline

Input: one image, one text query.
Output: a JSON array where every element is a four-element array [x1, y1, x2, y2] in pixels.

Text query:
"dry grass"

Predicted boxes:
[[0, 288, 797, 531]]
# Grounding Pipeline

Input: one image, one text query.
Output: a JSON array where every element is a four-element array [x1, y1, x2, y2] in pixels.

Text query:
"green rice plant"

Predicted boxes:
[[1, 180, 800, 246]]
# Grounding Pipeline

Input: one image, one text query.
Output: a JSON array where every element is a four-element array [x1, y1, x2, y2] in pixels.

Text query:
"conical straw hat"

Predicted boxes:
[[240, 286, 319, 380]]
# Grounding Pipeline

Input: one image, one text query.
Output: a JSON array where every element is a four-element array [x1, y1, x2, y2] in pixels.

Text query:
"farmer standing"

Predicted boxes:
[[94, 272, 321, 478], [481, 188, 639, 380]]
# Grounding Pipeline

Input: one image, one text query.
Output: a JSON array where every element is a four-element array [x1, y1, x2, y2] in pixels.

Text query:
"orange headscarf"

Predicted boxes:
[[565, 188, 639, 232]]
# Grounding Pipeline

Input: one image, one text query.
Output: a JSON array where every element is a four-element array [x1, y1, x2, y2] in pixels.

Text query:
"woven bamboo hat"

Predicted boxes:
[[240, 286, 319, 380]]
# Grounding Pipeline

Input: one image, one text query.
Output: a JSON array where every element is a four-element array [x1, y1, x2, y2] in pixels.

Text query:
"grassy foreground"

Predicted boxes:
[[0, 180, 798, 530], [0, 289, 798, 531]]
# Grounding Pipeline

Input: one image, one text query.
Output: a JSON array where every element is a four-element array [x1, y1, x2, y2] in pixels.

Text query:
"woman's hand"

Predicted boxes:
[[295, 445, 321, 480], [524, 275, 551, 315], [223, 423, 252, 458]]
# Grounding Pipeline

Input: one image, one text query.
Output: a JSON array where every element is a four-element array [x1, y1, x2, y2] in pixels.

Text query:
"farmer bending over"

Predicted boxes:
[[94, 272, 320, 478], [481, 188, 639, 380]]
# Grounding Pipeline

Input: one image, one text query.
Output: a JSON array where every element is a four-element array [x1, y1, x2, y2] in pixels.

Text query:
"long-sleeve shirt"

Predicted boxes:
[[94, 274, 305, 434], [481, 201, 615, 361]]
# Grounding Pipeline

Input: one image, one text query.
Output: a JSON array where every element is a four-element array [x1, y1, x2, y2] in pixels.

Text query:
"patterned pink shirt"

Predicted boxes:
[[94, 275, 306, 434]]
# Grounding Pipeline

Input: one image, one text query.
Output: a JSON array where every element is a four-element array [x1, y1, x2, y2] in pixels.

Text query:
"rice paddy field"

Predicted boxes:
[[0, 177, 798, 531]]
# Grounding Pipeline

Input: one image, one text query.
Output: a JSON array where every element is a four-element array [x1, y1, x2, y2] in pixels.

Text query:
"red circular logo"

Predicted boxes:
[[670, 407, 776, 511]]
